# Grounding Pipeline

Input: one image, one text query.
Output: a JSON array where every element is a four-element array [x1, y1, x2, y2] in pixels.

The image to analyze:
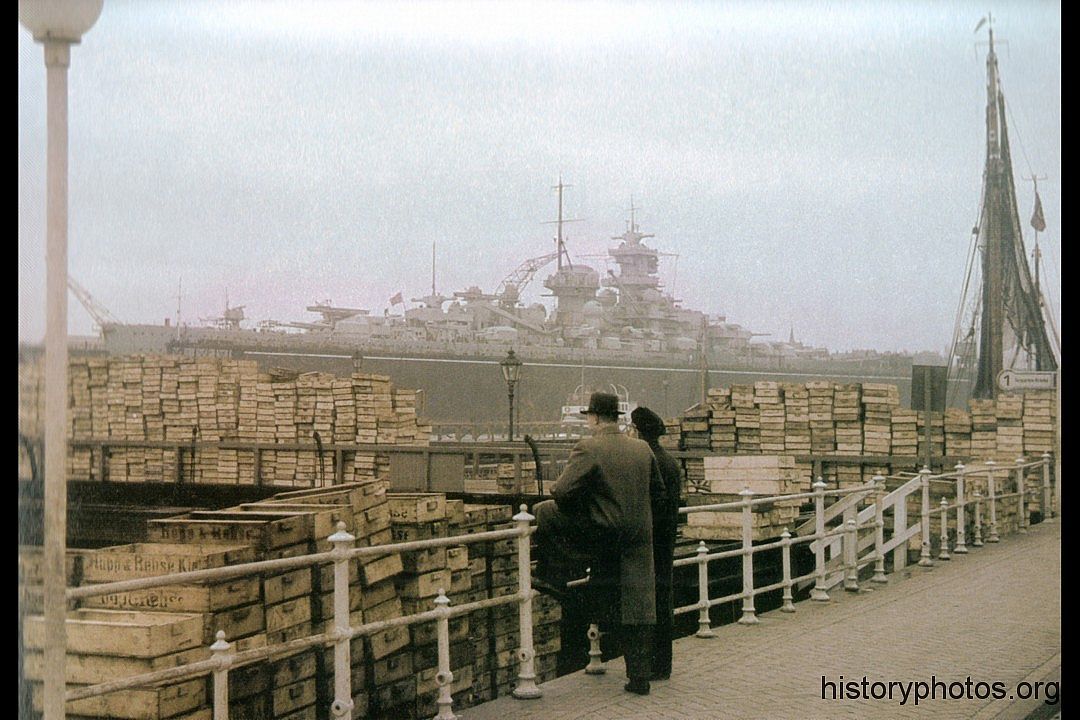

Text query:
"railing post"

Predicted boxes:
[[210, 631, 232, 720], [938, 498, 951, 560], [737, 486, 760, 624], [780, 529, 795, 612], [1041, 452, 1053, 519], [872, 476, 888, 583], [986, 460, 1000, 543], [811, 479, 829, 601], [1016, 457, 1029, 534], [893, 478, 908, 571], [954, 464, 968, 554], [329, 521, 355, 719], [694, 541, 715, 637], [433, 589, 457, 720], [973, 491, 984, 547], [512, 504, 541, 699], [918, 467, 933, 567], [843, 519, 859, 592], [585, 623, 606, 674]]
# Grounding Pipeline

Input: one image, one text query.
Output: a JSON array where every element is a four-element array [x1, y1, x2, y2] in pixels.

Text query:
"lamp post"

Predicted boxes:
[[500, 349, 523, 441], [20, 2, 104, 718]]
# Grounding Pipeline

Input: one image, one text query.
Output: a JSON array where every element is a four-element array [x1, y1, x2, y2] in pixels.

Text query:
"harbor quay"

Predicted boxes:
[[18, 352, 1058, 719]]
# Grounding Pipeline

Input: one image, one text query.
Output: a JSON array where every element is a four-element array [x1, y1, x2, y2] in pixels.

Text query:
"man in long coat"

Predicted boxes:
[[631, 405, 683, 681], [533, 392, 668, 695]]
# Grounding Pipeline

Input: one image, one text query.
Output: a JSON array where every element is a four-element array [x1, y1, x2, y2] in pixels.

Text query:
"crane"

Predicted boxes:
[[495, 251, 559, 307], [67, 277, 120, 329]]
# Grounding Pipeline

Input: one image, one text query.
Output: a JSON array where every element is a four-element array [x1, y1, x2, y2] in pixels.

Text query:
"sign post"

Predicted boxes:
[[912, 365, 947, 471]]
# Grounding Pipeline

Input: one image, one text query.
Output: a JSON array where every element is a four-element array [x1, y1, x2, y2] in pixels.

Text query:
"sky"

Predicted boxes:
[[18, 0, 1061, 354]]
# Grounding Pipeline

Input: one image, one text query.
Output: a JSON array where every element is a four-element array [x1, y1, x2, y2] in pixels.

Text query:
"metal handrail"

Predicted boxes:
[[59, 505, 545, 718]]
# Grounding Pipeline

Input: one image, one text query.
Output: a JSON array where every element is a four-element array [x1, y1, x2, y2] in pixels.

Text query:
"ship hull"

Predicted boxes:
[[95, 324, 970, 422]]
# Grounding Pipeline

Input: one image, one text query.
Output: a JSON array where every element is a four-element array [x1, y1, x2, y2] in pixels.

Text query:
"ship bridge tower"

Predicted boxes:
[[541, 178, 600, 327], [603, 199, 667, 330]]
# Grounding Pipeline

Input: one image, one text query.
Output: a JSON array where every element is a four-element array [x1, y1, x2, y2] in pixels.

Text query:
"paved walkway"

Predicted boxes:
[[462, 519, 1060, 720]]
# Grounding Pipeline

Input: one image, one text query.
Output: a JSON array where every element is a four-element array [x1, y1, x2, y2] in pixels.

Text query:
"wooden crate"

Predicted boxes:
[[24, 609, 203, 658]]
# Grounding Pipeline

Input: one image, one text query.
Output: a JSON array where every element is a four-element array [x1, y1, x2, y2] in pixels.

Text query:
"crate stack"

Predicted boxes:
[[681, 404, 712, 451], [19, 355, 434, 486], [968, 399, 997, 460], [831, 384, 862, 455], [754, 382, 785, 453], [454, 504, 497, 706], [943, 408, 972, 458], [1022, 390, 1056, 456], [781, 383, 811, 455], [659, 417, 683, 451], [683, 456, 801, 541], [731, 386, 760, 454], [141, 511, 324, 719], [860, 383, 897, 456], [807, 382, 835, 454], [705, 388, 736, 453], [891, 408, 919, 457], [994, 394, 1025, 461], [24, 608, 212, 720]]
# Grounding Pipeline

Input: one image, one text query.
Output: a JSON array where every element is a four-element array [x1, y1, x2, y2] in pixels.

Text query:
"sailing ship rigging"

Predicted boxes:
[[948, 18, 1059, 401]]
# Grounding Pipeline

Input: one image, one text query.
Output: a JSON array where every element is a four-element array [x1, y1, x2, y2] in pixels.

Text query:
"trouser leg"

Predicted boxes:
[[622, 625, 655, 683]]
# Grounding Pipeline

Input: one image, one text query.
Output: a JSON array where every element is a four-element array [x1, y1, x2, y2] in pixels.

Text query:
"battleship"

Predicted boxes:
[[77, 182, 937, 424]]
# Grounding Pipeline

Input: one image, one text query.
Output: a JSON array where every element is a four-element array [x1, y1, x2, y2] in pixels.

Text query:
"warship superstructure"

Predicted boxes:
[[85, 183, 926, 422]]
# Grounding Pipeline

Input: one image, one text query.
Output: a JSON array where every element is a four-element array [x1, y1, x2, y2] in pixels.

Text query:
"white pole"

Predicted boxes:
[[954, 465, 968, 554], [918, 467, 933, 567], [694, 541, 715, 637], [329, 522, 355, 718], [872, 476, 888, 583], [780, 530, 795, 612], [738, 486, 759, 624], [811, 479, 829, 601], [987, 461, 1000, 542], [210, 631, 231, 720], [512, 505, 541, 698], [43, 38, 72, 720], [938, 498, 951, 560]]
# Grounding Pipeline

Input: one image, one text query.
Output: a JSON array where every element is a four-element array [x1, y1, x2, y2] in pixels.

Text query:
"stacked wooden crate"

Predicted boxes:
[[914, 410, 942, 461], [683, 456, 802, 541], [781, 383, 811, 455], [705, 388, 736, 453], [731, 386, 760, 454], [658, 417, 682, 452], [832, 383, 862, 455], [994, 394, 1025, 461], [19, 355, 433, 486], [455, 504, 497, 706], [860, 383, 897, 456], [968, 399, 997, 459], [24, 609, 211, 720], [1022, 390, 1056, 456], [891, 408, 919, 457], [681, 404, 712, 451], [754, 382, 785, 453], [807, 381, 835, 454], [944, 408, 972, 457]]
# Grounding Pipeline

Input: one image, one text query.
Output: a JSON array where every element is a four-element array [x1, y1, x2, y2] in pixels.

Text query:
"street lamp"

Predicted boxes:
[[500, 349, 523, 441], [20, 2, 104, 719]]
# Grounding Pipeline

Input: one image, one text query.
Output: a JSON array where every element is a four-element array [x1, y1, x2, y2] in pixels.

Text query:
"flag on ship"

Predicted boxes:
[[1030, 191, 1047, 232], [389, 291, 404, 305]]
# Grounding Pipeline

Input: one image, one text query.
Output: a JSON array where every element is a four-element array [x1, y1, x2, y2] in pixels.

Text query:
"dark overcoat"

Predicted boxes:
[[551, 424, 667, 625]]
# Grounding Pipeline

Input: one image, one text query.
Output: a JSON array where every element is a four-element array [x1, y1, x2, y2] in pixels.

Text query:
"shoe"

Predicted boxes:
[[650, 671, 671, 681], [624, 680, 650, 695]]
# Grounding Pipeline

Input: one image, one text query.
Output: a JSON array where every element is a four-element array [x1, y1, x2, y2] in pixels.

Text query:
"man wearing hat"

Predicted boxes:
[[533, 391, 669, 695], [631, 405, 683, 681]]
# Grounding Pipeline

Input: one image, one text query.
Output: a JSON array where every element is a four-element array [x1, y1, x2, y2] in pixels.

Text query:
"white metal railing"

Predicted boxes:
[[60, 505, 544, 720], [652, 451, 1057, 649], [44, 451, 1057, 717]]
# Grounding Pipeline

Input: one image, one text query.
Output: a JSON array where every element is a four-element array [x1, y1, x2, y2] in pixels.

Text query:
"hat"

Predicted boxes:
[[580, 392, 623, 417], [631, 406, 666, 439]]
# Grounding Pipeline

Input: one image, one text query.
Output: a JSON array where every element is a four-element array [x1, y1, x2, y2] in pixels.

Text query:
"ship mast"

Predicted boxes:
[[969, 18, 1058, 398], [544, 175, 581, 270]]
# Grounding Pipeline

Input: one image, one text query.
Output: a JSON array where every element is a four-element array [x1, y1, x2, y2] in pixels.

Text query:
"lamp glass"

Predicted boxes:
[[500, 349, 522, 384], [19, 0, 103, 41]]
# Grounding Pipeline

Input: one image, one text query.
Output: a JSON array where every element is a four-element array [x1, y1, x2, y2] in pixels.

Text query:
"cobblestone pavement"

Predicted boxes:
[[460, 519, 1060, 720]]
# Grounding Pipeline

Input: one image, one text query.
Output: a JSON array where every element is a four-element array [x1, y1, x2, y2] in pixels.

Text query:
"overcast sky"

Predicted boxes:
[[18, 0, 1060, 354]]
